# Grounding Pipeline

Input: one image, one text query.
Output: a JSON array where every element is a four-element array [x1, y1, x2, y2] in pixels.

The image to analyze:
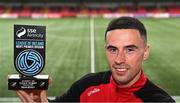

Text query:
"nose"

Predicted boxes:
[[115, 51, 126, 64]]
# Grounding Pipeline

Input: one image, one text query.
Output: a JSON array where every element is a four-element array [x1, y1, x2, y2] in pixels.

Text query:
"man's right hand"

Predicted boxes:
[[16, 77, 52, 103], [16, 90, 48, 103]]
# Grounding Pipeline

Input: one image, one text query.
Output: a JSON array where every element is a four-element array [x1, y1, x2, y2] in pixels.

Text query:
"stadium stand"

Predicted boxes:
[[0, 2, 179, 18]]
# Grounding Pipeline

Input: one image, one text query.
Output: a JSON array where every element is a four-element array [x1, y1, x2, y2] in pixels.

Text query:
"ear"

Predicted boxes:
[[143, 45, 150, 60]]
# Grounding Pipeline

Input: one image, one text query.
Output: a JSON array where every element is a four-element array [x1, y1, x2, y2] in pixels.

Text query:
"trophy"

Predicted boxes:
[[8, 24, 48, 90]]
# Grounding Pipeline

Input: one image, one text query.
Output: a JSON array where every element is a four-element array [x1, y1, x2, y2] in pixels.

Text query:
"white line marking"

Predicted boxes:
[[90, 17, 95, 73]]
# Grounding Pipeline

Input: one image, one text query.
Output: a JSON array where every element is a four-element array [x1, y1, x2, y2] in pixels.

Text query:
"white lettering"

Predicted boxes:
[[87, 88, 100, 96], [27, 29, 36, 33]]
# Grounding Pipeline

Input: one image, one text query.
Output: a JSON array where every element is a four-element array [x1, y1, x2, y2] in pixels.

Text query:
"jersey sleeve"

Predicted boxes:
[[48, 79, 83, 102], [48, 71, 111, 102]]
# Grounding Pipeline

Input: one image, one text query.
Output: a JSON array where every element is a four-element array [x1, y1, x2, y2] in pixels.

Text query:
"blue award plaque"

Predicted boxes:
[[8, 24, 48, 90]]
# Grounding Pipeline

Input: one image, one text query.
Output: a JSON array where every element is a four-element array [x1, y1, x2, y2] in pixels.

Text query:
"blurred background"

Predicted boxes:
[[0, 0, 180, 102]]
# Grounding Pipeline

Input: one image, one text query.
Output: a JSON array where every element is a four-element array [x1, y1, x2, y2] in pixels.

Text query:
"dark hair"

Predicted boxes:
[[105, 17, 147, 43]]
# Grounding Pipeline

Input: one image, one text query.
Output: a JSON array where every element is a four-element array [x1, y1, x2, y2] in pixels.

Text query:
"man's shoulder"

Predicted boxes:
[[66, 70, 111, 98], [74, 70, 111, 86], [51, 71, 112, 102], [135, 79, 175, 102]]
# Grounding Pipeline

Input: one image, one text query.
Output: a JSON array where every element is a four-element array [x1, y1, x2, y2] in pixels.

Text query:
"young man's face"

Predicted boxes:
[[105, 29, 149, 87]]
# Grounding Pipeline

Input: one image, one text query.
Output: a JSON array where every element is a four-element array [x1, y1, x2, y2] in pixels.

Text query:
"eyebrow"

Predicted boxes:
[[105, 45, 117, 49], [125, 45, 138, 49], [105, 44, 138, 49]]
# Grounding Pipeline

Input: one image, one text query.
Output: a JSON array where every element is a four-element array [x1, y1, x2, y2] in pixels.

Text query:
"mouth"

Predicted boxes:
[[115, 68, 128, 75], [116, 68, 127, 72], [113, 64, 129, 76], [112, 64, 130, 76]]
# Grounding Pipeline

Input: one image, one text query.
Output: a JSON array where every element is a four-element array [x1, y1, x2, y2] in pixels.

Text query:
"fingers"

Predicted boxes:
[[16, 90, 34, 103], [40, 90, 48, 102], [16, 90, 48, 103], [30, 92, 41, 102], [16, 91, 27, 103]]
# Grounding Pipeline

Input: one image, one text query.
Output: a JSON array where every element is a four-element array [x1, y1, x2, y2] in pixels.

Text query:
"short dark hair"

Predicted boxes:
[[105, 17, 147, 43]]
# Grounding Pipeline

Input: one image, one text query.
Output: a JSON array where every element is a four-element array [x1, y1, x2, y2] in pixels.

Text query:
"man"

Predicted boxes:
[[16, 17, 175, 102]]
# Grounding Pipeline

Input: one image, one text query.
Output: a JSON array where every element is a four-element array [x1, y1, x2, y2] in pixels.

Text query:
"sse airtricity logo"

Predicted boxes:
[[16, 27, 26, 38], [15, 49, 44, 76]]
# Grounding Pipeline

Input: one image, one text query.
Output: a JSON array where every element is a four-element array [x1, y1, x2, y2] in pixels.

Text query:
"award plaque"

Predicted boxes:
[[8, 24, 48, 90]]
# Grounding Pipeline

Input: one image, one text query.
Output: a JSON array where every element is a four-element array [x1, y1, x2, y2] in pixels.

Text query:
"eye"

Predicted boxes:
[[126, 48, 135, 53], [108, 48, 117, 54]]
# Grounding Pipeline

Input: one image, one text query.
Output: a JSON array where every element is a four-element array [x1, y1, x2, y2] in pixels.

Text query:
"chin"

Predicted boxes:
[[113, 74, 129, 84]]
